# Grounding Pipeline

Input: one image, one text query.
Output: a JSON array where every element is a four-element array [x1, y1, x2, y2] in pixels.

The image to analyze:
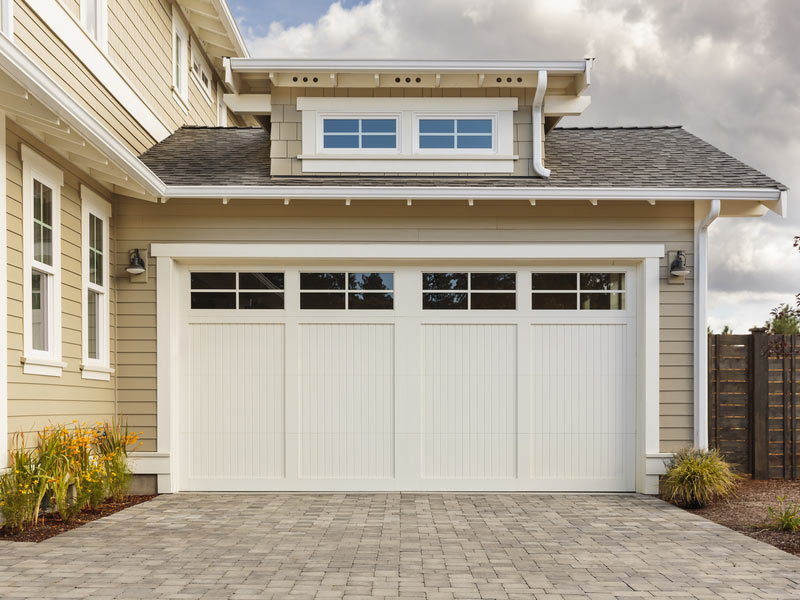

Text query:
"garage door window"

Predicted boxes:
[[300, 272, 394, 309], [532, 272, 625, 310], [191, 272, 284, 309], [422, 272, 516, 310]]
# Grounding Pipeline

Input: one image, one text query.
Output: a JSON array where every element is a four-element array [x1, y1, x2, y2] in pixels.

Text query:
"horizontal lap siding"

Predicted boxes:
[[106, 0, 218, 131], [5, 122, 116, 445], [114, 198, 695, 453], [13, 2, 155, 154]]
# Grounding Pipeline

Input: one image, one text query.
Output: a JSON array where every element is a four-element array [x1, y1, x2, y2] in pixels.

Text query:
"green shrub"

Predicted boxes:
[[661, 447, 738, 508], [767, 496, 800, 531]]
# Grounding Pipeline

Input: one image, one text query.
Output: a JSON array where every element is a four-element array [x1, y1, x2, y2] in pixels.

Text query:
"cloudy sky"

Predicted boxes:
[[228, 0, 800, 332]]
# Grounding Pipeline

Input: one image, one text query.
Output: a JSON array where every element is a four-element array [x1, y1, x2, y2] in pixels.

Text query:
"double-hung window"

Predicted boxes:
[[81, 0, 107, 49], [81, 186, 112, 380], [172, 10, 189, 107], [418, 118, 494, 150], [321, 118, 398, 151], [22, 146, 63, 376]]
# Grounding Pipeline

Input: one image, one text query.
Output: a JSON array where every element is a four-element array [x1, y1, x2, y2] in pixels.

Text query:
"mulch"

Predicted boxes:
[[681, 478, 800, 556], [0, 495, 157, 543]]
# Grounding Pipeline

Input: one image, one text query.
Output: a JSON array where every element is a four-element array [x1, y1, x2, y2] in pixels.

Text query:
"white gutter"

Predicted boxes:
[[0, 33, 164, 197], [161, 185, 784, 204], [532, 70, 550, 178], [229, 58, 589, 74], [694, 199, 721, 449]]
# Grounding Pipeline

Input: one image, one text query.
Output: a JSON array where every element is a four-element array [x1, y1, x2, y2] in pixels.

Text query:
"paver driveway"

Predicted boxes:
[[0, 493, 799, 599]]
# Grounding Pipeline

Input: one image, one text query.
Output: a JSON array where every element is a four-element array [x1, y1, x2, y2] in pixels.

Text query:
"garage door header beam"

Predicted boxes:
[[150, 242, 666, 260]]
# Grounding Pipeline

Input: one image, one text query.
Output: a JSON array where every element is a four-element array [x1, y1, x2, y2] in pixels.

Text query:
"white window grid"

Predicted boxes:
[[531, 272, 626, 311], [316, 114, 401, 154], [422, 271, 516, 310], [413, 113, 498, 154], [300, 272, 395, 310], [190, 272, 285, 310]]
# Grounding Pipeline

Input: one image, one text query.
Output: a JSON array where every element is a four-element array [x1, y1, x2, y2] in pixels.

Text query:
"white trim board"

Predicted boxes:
[[151, 242, 666, 260], [0, 111, 7, 465], [231, 58, 590, 74], [26, 0, 170, 141], [160, 184, 785, 207]]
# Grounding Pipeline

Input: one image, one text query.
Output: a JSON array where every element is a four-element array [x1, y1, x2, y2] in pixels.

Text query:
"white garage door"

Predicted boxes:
[[179, 266, 636, 491]]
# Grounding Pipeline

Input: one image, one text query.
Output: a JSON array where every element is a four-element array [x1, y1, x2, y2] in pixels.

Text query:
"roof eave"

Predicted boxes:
[[228, 58, 589, 74], [161, 184, 786, 211]]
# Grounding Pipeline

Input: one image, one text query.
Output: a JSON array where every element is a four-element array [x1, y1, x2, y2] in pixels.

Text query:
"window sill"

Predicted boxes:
[[171, 87, 189, 114], [190, 72, 213, 106], [299, 154, 518, 174], [81, 363, 114, 381], [21, 356, 67, 377]]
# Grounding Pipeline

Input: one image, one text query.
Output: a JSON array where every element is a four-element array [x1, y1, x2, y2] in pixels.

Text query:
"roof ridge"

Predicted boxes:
[[554, 125, 683, 130]]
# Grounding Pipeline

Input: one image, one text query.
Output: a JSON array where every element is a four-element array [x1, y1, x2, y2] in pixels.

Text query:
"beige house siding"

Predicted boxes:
[[113, 197, 695, 453], [5, 120, 116, 443], [106, 0, 219, 131], [269, 87, 538, 177], [13, 1, 155, 154]]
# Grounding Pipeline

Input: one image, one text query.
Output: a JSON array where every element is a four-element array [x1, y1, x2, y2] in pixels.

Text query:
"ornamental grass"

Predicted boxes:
[[661, 447, 738, 509], [0, 421, 141, 531]]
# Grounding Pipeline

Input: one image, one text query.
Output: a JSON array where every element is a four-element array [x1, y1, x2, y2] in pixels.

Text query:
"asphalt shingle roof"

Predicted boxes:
[[139, 125, 786, 190]]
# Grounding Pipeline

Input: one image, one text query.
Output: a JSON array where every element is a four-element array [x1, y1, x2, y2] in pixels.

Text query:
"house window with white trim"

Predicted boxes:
[[298, 97, 517, 173], [81, 0, 107, 49], [21, 146, 63, 377], [81, 186, 112, 380], [191, 39, 213, 104], [172, 10, 189, 106]]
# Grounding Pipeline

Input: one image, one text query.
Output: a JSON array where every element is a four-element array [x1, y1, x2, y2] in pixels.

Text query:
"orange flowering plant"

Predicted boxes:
[[0, 420, 143, 530]]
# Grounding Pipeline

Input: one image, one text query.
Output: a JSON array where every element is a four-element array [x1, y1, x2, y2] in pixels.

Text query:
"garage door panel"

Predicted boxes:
[[422, 324, 517, 479], [531, 323, 635, 486], [299, 323, 395, 479], [184, 323, 285, 485]]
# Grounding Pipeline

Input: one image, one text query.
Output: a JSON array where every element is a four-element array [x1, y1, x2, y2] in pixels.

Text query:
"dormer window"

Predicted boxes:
[[298, 97, 517, 173], [322, 118, 398, 150], [417, 118, 494, 151]]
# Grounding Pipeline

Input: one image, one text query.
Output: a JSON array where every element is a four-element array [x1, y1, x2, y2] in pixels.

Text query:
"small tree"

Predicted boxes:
[[766, 304, 800, 335]]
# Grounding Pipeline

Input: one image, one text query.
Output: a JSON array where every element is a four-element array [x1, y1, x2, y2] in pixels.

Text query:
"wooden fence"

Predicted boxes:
[[708, 330, 799, 479]]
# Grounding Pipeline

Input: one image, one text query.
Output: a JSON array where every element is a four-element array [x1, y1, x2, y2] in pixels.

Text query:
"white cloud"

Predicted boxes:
[[241, 0, 799, 328]]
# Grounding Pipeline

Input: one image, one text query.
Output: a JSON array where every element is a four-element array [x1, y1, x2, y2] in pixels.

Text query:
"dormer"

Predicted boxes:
[[221, 59, 592, 177]]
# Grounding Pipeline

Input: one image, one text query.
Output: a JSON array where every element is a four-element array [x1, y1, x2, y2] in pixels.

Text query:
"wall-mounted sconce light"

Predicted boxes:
[[668, 250, 690, 284], [126, 249, 146, 275]]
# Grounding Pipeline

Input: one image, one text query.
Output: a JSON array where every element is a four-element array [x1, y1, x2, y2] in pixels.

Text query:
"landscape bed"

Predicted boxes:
[[685, 478, 800, 556], [0, 495, 156, 543]]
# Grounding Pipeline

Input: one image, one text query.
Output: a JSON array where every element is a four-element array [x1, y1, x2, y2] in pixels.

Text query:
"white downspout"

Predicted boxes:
[[694, 199, 721, 449], [532, 70, 550, 177]]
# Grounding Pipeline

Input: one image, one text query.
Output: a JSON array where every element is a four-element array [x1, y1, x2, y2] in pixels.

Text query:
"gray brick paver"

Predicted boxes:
[[0, 494, 797, 599]]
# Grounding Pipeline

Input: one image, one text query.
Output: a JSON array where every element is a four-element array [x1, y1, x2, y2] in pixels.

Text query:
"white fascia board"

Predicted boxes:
[[26, 0, 171, 141], [230, 58, 589, 74], [0, 33, 166, 198], [162, 185, 784, 203], [150, 242, 665, 260]]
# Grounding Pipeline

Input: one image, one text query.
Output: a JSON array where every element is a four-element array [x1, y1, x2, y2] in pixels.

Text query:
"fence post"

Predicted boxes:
[[751, 328, 769, 479]]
